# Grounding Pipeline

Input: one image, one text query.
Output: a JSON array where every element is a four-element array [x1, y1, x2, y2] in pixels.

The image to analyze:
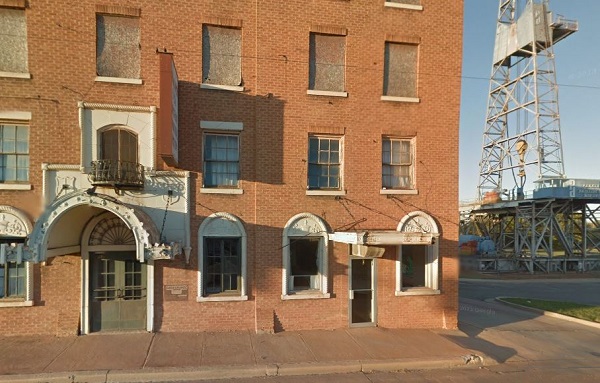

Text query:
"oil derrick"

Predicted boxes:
[[460, 1, 600, 274], [477, 0, 577, 202]]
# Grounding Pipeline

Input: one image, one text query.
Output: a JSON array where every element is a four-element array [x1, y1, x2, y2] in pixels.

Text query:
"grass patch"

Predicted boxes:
[[503, 298, 600, 323]]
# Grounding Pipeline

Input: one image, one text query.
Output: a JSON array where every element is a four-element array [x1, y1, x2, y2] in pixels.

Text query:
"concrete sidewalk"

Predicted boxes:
[[0, 327, 486, 382]]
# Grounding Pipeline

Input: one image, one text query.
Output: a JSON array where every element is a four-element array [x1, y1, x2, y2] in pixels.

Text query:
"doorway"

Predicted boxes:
[[349, 258, 376, 326], [89, 251, 147, 332]]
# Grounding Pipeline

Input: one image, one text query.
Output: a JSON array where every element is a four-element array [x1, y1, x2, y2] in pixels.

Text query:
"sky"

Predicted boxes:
[[460, 0, 600, 202]]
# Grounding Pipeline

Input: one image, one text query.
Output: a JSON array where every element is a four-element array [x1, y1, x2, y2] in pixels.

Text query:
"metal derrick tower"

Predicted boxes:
[[477, 0, 578, 201]]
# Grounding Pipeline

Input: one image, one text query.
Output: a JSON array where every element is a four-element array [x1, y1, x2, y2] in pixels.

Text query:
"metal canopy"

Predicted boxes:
[[329, 231, 435, 246]]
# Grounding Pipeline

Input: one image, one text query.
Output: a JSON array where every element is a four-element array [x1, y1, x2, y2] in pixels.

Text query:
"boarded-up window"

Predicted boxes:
[[383, 42, 418, 98], [0, 8, 28, 73], [309, 33, 345, 92], [96, 14, 140, 79], [202, 25, 242, 86]]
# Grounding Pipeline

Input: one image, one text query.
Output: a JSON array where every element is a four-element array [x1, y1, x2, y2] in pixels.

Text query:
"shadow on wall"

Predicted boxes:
[[176, 81, 285, 186]]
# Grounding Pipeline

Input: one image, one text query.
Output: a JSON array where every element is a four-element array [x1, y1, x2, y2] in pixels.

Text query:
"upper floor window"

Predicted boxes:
[[96, 14, 141, 79], [100, 126, 138, 164], [0, 6, 28, 76], [308, 33, 346, 94], [203, 133, 240, 188], [308, 136, 342, 190], [382, 137, 413, 190], [0, 124, 29, 183], [202, 25, 242, 89], [383, 42, 418, 99]]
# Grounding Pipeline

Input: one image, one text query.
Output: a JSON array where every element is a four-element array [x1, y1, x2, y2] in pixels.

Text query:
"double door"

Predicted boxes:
[[90, 252, 147, 332]]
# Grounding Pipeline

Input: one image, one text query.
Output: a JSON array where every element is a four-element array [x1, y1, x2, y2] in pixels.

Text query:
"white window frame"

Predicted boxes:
[[202, 132, 240, 190], [0, 205, 33, 307], [395, 211, 440, 296], [381, 137, 416, 193], [0, 112, 31, 189], [197, 212, 247, 302], [282, 213, 330, 300], [306, 135, 344, 194]]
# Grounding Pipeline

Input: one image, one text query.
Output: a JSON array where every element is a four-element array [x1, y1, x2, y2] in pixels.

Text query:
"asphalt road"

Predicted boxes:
[[459, 278, 600, 305]]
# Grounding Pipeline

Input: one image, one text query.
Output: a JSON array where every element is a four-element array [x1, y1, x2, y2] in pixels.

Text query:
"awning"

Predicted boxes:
[[329, 230, 436, 245]]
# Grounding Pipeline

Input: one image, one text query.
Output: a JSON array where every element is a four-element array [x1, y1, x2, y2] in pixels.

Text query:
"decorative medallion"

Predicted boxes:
[[89, 216, 135, 245]]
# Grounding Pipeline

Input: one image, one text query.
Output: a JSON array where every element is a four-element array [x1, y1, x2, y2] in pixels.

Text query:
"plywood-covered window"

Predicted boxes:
[[383, 42, 418, 98], [309, 33, 346, 92], [202, 25, 242, 86], [0, 8, 28, 73], [96, 14, 141, 79]]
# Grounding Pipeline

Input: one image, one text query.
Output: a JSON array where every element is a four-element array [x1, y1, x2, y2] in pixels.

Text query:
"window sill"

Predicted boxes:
[[95, 76, 143, 85], [0, 184, 32, 190], [201, 84, 245, 92], [381, 96, 420, 103], [380, 189, 418, 195], [0, 300, 33, 308], [307, 90, 348, 98], [282, 292, 331, 300], [306, 190, 347, 196], [197, 295, 248, 302], [384, 2, 423, 11], [395, 288, 440, 296], [201, 188, 243, 195], [0, 71, 31, 79]]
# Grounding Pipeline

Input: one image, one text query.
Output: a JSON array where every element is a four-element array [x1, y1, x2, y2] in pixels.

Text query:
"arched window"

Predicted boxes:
[[282, 213, 330, 299], [396, 211, 440, 295], [100, 126, 138, 163], [197, 212, 247, 301]]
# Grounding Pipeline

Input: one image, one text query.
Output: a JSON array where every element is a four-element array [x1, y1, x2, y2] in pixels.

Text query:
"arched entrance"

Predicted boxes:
[[82, 213, 148, 333]]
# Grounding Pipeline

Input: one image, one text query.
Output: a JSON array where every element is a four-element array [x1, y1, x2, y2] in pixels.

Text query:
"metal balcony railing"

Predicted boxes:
[[89, 160, 145, 189]]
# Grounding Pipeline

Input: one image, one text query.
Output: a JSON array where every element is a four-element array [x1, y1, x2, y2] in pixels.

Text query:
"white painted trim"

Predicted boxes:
[[0, 111, 32, 120], [381, 96, 420, 103], [200, 121, 244, 131], [395, 211, 440, 294], [200, 188, 243, 195], [282, 213, 330, 297], [81, 102, 154, 113], [307, 90, 348, 98], [200, 84, 244, 92], [95, 76, 143, 85], [0, 71, 31, 79], [0, 300, 33, 308], [146, 260, 154, 332], [197, 212, 247, 300], [384, 2, 423, 11], [395, 289, 440, 296], [380, 189, 418, 195], [0, 184, 32, 190], [197, 295, 248, 302], [80, 212, 154, 334], [306, 190, 347, 196], [281, 292, 331, 300]]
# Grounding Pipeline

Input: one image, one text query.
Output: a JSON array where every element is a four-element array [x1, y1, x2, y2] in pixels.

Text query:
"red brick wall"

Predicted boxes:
[[0, 0, 462, 335]]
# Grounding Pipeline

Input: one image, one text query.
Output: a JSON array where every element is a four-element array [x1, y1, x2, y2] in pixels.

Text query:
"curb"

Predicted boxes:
[[0, 356, 484, 383], [495, 297, 600, 330]]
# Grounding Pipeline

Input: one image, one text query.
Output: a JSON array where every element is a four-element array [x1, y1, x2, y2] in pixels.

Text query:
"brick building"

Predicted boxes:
[[0, 0, 462, 336]]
